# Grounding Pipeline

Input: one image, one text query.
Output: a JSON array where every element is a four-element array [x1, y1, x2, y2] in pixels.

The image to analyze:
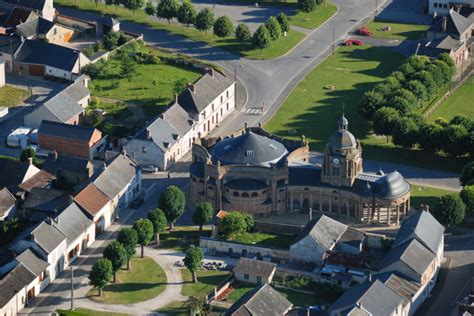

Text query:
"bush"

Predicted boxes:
[[461, 185, 474, 213], [252, 25, 272, 50], [213, 16, 234, 38], [265, 16, 282, 41], [461, 162, 474, 186], [219, 211, 254, 239], [392, 117, 419, 149], [433, 194, 466, 226], [359, 90, 385, 119], [235, 23, 251, 42], [103, 32, 121, 50], [276, 12, 290, 33]]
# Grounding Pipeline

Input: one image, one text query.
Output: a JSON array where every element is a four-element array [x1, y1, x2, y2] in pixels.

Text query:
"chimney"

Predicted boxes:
[[368, 273, 372, 282], [442, 16, 447, 33], [309, 208, 313, 220], [52, 150, 58, 161], [187, 83, 195, 93], [102, 161, 107, 170], [146, 128, 151, 140], [208, 67, 215, 77], [174, 93, 178, 104], [121, 149, 127, 156], [27, 157, 33, 165]]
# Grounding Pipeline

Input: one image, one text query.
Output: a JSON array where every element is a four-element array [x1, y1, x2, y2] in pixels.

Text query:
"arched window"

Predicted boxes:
[[251, 192, 258, 197], [233, 191, 239, 197], [242, 192, 249, 197]]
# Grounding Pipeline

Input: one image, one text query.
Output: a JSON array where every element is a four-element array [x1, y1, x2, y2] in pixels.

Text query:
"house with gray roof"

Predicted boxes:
[[226, 283, 293, 316], [24, 74, 90, 128], [15, 16, 75, 44], [22, 187, 71, 222], [42, 151, 95, 190], [124, 68, 235, 170], [233, 258, 277, 285], [0, 187, 16, 220], [0, 34, 22, 72], [329, 279, 406, 316], [0, 263, 37, 316]]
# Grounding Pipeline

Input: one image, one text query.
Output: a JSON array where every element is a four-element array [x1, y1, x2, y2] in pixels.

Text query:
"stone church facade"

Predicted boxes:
[[189, 116, 411, 225]]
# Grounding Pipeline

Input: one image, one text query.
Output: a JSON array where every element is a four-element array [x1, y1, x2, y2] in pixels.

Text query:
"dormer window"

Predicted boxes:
[[245, 150, 254, 157]]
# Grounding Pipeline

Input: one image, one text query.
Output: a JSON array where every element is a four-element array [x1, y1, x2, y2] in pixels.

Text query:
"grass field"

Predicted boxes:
[[87, 257, 166, 304], [429, 76, 474, 121], [0, 86, 29, 107], [265, 44, 469, 172], [226, 282, 255, 303], [160, 226, 211, 251], [181, 269, 230, 297], [289, 3, 337, 29], [55, 0, 306, 60], [232, 232, 295, 248], [89, 98, 133, 120], [57, 309, 128, 316], [410, 184, 454, 210], [365, 20, 428, 40]]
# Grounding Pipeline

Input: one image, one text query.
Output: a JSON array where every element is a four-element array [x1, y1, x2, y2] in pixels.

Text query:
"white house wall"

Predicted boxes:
[[123, 139, 165, 170]]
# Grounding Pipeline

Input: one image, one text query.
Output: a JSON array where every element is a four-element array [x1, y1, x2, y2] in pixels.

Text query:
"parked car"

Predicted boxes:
[[142, 165, 159, 173], [356, 27, 373, 36], [344, 39, 364, 46]]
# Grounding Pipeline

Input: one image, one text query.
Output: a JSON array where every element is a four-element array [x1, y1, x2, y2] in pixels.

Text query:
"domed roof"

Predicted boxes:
[[328, 114, 357, 150], [211, 131, 288, 167], [374, 171, 410, 199]]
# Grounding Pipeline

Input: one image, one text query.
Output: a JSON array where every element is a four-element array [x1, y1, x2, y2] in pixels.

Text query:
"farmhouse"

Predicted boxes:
[[233, 258, 277, 285]]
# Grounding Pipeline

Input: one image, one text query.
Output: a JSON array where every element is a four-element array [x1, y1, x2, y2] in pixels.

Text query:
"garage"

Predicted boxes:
[[28, 64, 45, 76]]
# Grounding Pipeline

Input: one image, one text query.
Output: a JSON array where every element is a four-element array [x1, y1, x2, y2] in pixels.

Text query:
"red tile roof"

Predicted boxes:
[[74, 183, 110, 217]]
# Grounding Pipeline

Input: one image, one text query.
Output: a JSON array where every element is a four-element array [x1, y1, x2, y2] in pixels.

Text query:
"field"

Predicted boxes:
[[429, 76, 474, 121], [55, 0, 307, 60], [365, 20, 428, 40], [232, 232, 295, 248], [87, 257, 167, 304], [0, 86, 29, 107], [289, 3, 337, 29], [410, 184, 454, 210]]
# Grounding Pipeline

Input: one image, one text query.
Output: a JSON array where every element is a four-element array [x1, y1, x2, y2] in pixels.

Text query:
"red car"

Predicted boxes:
[[357, 27, 373, 36], [344, 39, 364, 46]]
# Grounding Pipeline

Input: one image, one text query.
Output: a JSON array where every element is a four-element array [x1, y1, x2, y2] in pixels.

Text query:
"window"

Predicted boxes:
[[251, 192, 258, 197], [233, 191, 239, 197], [242, 192, 249, 197], [226, 103, 229, 111], [244, 273, 249, 280], [257, 276, 262, 284], [221, 95, 223, 103], [226, 91, 229, 98], [212, 103, 214, 111]]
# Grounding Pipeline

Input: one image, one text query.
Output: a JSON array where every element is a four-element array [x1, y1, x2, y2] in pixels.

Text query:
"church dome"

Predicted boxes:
[[211, 131, 288, 167], [328, 114, 357, 150], [374, 171, 410, 199]]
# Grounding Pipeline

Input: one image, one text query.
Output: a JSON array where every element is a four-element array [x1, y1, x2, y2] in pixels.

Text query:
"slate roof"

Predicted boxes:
[[74, 183, 110, 217], [288, 165, 321, 187], [393, 210, 445, 257], [54, 202, 92, 244], [381, 239, 436, 279], [233, 258, 277, 279], [38, 120, 98, 142], [0, 263, 36, 308], [43, 152, 91, 175], [0, 34, 22, 54], [144, 117, 179, 152], [22, 187, 71, 213], [31, 220, 66, 254], [93, 153, 138, 199], [429, 9, 473, 37], [0, 187, 16, 218], [17, 169, 55, 192], [328, 115, 357, 150], [16, 16, 54, 37], [15, 248, 48, 276], [291, 215, 348, 250], [211, 131, 288, 167], [3, 6, 33, 27], [420, 35, 464, 59], [329, 280, 405, 316], [15, 39, 82, 71], [161, 103, 194, 136], [373, 272, 421, 304], [178, 70, 234, 116], [0, 157, 39, 189], [226, 283, 293, 316], [6, 0, 47, 11]]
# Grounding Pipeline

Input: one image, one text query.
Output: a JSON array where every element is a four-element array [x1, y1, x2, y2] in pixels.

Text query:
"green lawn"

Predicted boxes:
[[232, 232, 295, 248], [289, 3, 337, 29], [57, 309, 128, 316], [160, 226, 211, 251], [410, 184, 454, 210], [89, 99, 134, 120], [55, 0, 306, 60], [226, 282, 255, 303], [429, 76, 474, 121], [87, 257, 167, 304], [365, 20, 428, 40], [158, 301, 189, 316], [181, 269, 230, 297], [279, 288, 331, 307], [0, 86, 28, 107]]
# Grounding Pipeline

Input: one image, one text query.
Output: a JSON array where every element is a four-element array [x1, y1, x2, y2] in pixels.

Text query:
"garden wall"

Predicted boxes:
[[254, 220, 304, 235], [89, 33, 144, 64]]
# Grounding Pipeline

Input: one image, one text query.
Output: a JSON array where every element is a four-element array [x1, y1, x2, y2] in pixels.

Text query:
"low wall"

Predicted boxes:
[[199, 237, 291, 262], [89, 35, 144, 64]]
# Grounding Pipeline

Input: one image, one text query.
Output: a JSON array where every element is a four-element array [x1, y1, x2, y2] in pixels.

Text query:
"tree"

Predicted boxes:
[[438, 53, 455, 72], [390, 70, 406, 83], [159, 186, 186, 230], [252, 25, 272, 51], [426, 63, 444, 86], [20, 147, 35, 162], [184, 245, 203, 283], [433, 194, 466, 226], [461, 185, 474, 213], [392, 117, 419, 149], [407, 55, 429, 72], [148, 208, 167, 245], [218, 211, 254, 239], [124, 0, 144, 15], [105, 0, 114, 8], [132, 218, 154, 257], [103, 241, 127, 283], [389, 96, 413, 116], [235, 23, 251, 42], [192, 202, 213, 232], [392, 88, 416, 108], [373, 107, 400, 142], [432, 59, 453, 85], [450, 115, 474, 132], [103, 31, 120, 50], [117, 228, 138, 270], [89, 258, 113, 297], [398, 62, 415, 76], [442, 124, 469, 157], [276, 12, 290, 34], [406, 80, 428, 102], [194, 8, 214, 36], [461, 162, 474, 186], [156, 0, 178, 25], [144, 1, 155, 15], [177, 0, 196, 30], [112, 0, 122, 11], [213, 16, 234, 38], [413, 70, 436, 95], [265, 16, 282, 41], [359, 90, 385, 120], [418, 122, 444, 153], [298, 0, 316, 18], [383, 76, 401, 90]]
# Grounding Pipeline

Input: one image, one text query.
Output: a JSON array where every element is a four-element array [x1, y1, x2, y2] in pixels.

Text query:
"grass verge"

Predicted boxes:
[[289, 3, 337, 29], [365, 20, 428, 40], [410, 184, 454, 210], [57, 308, 128, 316], [0, 86, 29, 107], [181, 269, 230, 297]]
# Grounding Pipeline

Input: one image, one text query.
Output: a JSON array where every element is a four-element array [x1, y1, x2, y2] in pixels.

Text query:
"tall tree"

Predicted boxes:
[[235, 23, 251, 41], [103, 241, 127, 283], [392, 117, 419, 149], [298, 0, 316, 19], [144, 1, 156, 15], [442, 124, 470, 157], [156, 0, 179, 25], [461, 185, 474, 213], [159, 186, 186, 230], [194, 8, 214, 36], [177, 0, 196, 30], [124, 0, 144, 15], [113, 0, 121, 12], [252, 25, 271, 51], [132, 218, 154, 257], [89, 258, 113, 297], [433, 194, 466, 226], [192, 202, 213, 232], [148, 208, 167, 245], [276, 12, 290, 34], [265, 16, 282, 41], [460, 161, 474, 186], [117, 228, 138, 270], [213, 16, 234, 38], [359, 90, 385, 120], [373, 107, 400, 143], [20, 147, 35, 162], [418, 122, 444, 153], [184, 245, 203, 283]]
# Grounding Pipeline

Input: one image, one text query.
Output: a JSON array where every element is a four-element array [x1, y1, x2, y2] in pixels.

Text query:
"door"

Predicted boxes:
[[28, 64, 45, 76]]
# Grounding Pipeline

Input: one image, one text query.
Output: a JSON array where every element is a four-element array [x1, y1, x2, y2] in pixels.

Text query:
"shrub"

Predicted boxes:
[[213, 16, 234, 38], [433, 194, 466, 226], [235, 23, 251, 42], [276, 12, 290, 33], [265, 16, 282, 41], [392, 117, 419, 149], [252, 25, 272, 50], [219, 211, 254, 239]]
